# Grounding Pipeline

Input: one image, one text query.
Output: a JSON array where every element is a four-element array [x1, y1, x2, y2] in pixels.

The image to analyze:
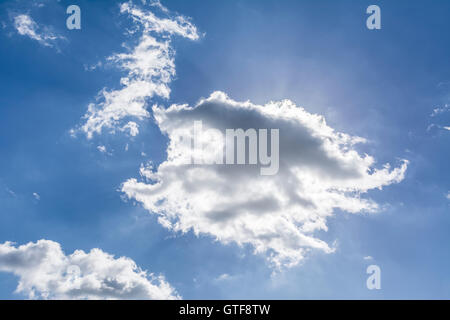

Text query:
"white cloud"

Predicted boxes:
[[431, 104, 449, 117], [446, 192, 450, 200], [0, 240, 179, 300], [121, 121, 140, 137], [427, 124, 450, 133], [97, 145, 113, 155], [214, 273, 236, 282], [79, 1, 199, 139], [429, 103, 450, 132], [122, 91, 408, 269], [215, 274, 231, 281], [363, 256, 373, 261], [13, 14, 64, 48], [84, 61, 103, 72], [6, 187, 16, 197], [33, 192, 40, 200], [97, 145, 107, 153], [148, 0, 170, 13]]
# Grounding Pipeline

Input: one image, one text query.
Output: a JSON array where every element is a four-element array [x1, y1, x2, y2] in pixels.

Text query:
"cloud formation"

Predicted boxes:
[[122, 92, 408, 269], [431, 104, 450, 117], [429, 102, 450, 133], [13, 14, 64, 48], [0, 240, 179, 300], [80, 1, 199, 139]]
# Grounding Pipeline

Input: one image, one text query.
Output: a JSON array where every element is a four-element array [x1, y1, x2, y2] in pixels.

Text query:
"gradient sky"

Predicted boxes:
[[0, 0, 449, 299]]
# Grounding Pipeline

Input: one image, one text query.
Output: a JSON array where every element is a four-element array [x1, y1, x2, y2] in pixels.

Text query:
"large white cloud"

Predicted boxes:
[[13, 14, 64, 48], [80, 1, 199, 139], [122, 91, 408, 269], [0, 240, 179, 300]]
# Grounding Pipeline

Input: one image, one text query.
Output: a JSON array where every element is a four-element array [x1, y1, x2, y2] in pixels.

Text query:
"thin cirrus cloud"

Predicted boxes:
[[430, 103, 449, 117], [78, 0, 200, 139], [122, 91, 408, 269], [12, 14, 65, 48], [0, 240, 180, 300], [429, 101, 449, 132]]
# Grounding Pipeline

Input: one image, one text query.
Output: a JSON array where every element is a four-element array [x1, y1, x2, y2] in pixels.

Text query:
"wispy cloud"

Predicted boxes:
[[5, 187, 16, 197], [97, 145, 107, 153], [13, 14, 65, 48], [431, 104, 450, 117], [427, 124, 450, 132], [97, 145, 113, 156], [428, 102, 450, 133], [78, 0, 200, 139], [214, 273, 236, 282]]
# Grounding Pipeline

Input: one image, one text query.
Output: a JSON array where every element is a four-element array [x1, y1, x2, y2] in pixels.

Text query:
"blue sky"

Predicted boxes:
[[0, 0, 449, 299]]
